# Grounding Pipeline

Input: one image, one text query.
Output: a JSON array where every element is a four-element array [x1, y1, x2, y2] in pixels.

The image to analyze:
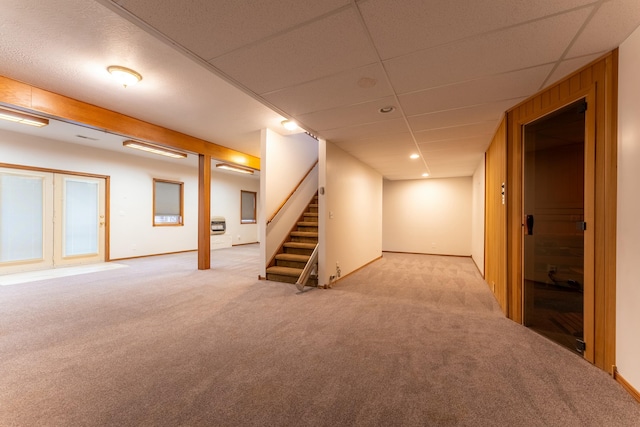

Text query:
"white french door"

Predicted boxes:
[[0, 167, 106, 274]]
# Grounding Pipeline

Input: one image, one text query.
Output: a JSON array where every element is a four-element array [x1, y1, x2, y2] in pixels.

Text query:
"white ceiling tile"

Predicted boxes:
[[427, 155, 486, 171], [297, 96, 399, 131], [426, 152, 486, 164], [334, 133, 427, 179], [111, 0, 350, 59], [385, 7, 593, 94], [211, 8, 377, 94], [427, 161, 483, 178], [408, 100, 513, 132], [320, 118, 409, 142], [419, 136, 491, 153], [414, 121, 498, 144], [398, 65, 551, 116], [543, 52, 608, 88], [568, 0, 640, 57], [262, 63, 394, 115], [359, 0, 596, 60], [335, 133, 415, 156], [335, 132, 415, 147], [0, 0, 281, 158], [419, 137, 490, 174], [6, 0, 640, 181]]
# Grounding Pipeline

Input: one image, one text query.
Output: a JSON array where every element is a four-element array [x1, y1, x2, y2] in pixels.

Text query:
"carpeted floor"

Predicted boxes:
[[1, 245, 639, 426]]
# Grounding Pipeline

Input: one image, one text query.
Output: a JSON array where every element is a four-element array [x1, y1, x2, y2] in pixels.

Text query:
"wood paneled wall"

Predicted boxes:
[[484, 51, 618, 372], [484, 118, 507, 313]]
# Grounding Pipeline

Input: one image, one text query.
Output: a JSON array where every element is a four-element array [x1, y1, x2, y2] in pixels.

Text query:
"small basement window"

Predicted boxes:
[[241, 190, 256, 224], [153, 179, 183, 226]]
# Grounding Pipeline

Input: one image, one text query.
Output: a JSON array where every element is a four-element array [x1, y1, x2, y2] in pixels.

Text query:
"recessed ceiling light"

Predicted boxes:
[[281, 119, 299, 131], [422, 173, 430, 177], [107, 65, 142, 87], [379, 106, 395, 114], [410, 153, 419, 159]]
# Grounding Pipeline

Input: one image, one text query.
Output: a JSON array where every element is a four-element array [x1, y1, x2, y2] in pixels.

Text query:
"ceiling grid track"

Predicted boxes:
[[350, 0, 432, 176]]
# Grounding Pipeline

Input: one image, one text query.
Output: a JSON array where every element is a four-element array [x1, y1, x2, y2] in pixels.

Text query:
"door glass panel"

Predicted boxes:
[[0, 173, 44, 262], [64, 178, 99, 257], [523, 100, 585, 355]]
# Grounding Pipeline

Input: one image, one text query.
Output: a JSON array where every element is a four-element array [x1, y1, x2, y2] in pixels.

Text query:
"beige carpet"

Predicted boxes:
[[1, 245, 638, 426]]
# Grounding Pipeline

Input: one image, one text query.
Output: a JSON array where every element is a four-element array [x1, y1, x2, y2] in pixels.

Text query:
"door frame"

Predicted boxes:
[[505, 51, 618, 372], [0, 163, 110, 264], [53, 173, 107, 266], [519, 93, 595, 361]]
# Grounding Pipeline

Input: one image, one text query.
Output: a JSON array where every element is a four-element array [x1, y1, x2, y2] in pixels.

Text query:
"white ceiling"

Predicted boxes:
[[1, 0, 639, 179]]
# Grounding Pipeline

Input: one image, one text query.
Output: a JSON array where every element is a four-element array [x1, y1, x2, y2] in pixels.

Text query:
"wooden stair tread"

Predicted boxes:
[[304, 213, 319, 216], [284, 242, 316, 249], [297, 221, 318, 226], [276, 253, 310, 262], [290, 231, 318, 237], [266, 266, 302, 277]]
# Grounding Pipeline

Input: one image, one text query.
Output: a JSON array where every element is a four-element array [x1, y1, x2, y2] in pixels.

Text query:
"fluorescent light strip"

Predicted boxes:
[[122, 140, 186, 159], [0, 108, 49, 127], [216, 163, 254, 175]]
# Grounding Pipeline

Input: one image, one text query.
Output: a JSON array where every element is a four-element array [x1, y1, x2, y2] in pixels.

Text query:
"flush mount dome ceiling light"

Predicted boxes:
[[281, 119, 299, 131], [410, 153, 420, 159], [107, 65, 142, 87]]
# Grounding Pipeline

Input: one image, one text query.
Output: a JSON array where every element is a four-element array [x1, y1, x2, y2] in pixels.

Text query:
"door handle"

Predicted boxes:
[[526, 215, 534, 235]]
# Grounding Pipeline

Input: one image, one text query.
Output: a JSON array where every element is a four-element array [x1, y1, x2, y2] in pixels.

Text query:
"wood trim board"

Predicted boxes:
[[499, 51, 618, 371]]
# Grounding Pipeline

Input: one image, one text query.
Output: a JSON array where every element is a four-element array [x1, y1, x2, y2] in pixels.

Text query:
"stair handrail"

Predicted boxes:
[[267, 160, 318, 226], [296, 243, 319, 291]]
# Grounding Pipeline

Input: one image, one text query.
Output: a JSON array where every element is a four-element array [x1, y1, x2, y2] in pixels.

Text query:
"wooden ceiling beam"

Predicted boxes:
[[0, 75, 260, 170]]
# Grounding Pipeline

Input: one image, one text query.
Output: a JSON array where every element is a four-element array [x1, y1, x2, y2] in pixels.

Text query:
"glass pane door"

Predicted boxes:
[[54, 174, 105, 266], [523, 100, 586, 355], [0, 168, 54, 274]]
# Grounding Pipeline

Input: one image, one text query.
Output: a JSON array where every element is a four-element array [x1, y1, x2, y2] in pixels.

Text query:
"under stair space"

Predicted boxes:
[[266, 195, 318, 286]]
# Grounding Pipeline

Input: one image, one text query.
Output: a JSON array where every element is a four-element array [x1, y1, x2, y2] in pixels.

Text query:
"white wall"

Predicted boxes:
[[261, 129, 318, 220], [319, 141, 382, 286], [471, 158, 485, 274], [383, 177, 472, 256], [210, 169, 259, 246], [259, 129, 318, 273], [616, 25, 640, 394], [0, 129, 258, 261]]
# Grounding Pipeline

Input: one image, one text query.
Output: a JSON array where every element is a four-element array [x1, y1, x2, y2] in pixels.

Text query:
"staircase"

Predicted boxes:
[[266, 194, 318, 286]]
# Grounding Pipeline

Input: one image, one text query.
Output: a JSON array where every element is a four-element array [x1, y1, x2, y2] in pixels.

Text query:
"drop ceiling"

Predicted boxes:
[[1, 0, 639, 179]]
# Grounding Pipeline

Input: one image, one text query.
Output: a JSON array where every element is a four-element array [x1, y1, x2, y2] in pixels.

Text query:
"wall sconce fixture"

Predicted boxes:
[[0, 107, 49, 127], [123, 140, 187, 159]]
